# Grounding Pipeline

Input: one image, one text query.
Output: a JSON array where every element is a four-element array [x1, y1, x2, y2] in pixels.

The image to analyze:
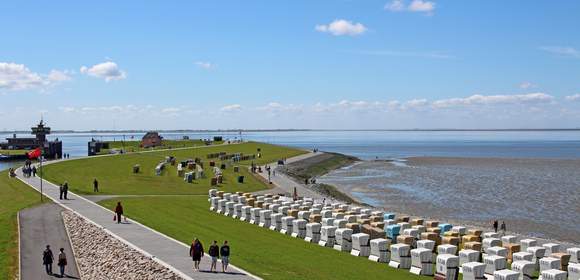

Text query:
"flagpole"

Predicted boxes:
[[40, 154, 43, 202]]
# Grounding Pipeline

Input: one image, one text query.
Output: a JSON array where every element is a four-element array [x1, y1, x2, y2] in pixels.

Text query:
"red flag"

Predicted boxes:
[[27, 147, 42, 159]]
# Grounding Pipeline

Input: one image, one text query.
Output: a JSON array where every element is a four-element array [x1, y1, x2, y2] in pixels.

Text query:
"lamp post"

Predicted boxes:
[[39, 154, 43, 202]]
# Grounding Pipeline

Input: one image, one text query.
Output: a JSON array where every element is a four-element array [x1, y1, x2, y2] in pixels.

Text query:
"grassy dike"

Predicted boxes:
[[99, 196, 427, 280], [97, 139, 215, 155], [40, 142, 430, 280], [43, 142, 305, 195], [279, 152, 361, 203], [0, 171, 46, 280]]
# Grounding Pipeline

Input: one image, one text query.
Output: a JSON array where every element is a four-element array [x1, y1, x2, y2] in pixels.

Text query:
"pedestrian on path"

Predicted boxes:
[[32, 166, 37, 177], [492, 220, 498, 233], [59, 184, 64, 200], [63, 182, 69, 200], [220, 240, 230, 272], [58, 248, 67, 277], [189, 238, 204, 271], [208, 240, 219, 272], [42, 245, 54, 275], [500, 221, 506, 236], [93, 178, 99, 192], [115, 202, 124, 224]]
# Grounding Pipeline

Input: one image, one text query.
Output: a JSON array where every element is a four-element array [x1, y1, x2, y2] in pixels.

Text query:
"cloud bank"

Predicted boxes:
[[0, 62, 71, 92]]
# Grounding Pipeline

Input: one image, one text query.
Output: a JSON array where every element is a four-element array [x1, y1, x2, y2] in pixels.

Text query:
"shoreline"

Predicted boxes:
[[289, 153, 579, 248]]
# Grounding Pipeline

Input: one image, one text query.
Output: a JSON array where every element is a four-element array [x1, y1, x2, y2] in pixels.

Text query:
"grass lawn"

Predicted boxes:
[[0, 171, 45, 280], [99, 196, 429, 280], [43, 142, 306, 195], [280, 152, 358, 182], [0, 149, 29, 156], [98, 139, 222, 154]]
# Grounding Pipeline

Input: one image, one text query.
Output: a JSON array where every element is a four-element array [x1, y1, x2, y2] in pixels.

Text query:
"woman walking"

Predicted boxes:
[[115, 202, 123, 224], [189, 238, 204, 271], [57, 248, 67, 277]]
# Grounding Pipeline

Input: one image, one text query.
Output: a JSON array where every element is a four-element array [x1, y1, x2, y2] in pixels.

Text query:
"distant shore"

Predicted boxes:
[[3, 128, 580, 133]]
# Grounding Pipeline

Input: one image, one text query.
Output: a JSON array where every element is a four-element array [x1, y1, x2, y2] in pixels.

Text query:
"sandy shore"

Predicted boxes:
[[319, 156, 580, 247]]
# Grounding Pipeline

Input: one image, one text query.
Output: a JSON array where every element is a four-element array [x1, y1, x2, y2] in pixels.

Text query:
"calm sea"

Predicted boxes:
[[2, 130, 580, 171]]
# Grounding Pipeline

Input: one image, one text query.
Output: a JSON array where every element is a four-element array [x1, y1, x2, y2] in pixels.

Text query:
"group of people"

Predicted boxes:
[[492, 219, 507, 235], [42, 245, 68, 277], [189, 239, 231, 273], [59, 182, 69, 200], [21, 160, 37, 178]]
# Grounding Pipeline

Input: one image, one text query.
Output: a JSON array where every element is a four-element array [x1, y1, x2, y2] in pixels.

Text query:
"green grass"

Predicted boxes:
[[99, 196, 428, 280], [98, 139, 214, 154], [43, 142, 306, 195], [280, 152, 358, 182], [0, 149, 29, 156], [0, 171, 45, 280]]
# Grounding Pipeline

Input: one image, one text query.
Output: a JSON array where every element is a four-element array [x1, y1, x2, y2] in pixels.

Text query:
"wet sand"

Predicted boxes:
[[319, 157, 580, 245]]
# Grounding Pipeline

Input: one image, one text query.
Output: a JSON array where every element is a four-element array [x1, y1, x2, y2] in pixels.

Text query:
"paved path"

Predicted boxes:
[[15, 169, 257, 280], [253, 152, 327, 200], [19, 203, 80, 279]]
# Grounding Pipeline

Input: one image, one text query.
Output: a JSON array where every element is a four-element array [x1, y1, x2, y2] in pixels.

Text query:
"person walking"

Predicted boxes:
[[208, 240, 219, 272], [93, 178, 99, 192], [115, 202, 124, 224], [63, 181, 69, 200], [42, 245, 54, 275], [59, 184, 64, 200], [32, 165, 37, 177], [500, 221, 506, 236], [189, 238, 204, 271], [220, 240, 230, 272], [493, 220, 499, 233], [57, 248, 67, 277]]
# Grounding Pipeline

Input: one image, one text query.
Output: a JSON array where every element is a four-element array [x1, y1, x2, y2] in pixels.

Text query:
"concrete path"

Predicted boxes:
[[19, 203, 80, 280], [253, 152, 326, 200], [15, 169, 257, 280]]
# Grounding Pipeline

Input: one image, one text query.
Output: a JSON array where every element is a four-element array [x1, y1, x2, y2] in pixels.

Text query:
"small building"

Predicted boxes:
[[141, 132, 163, 148], [0, 120, 62, 159], [88, 139, 110, 156]]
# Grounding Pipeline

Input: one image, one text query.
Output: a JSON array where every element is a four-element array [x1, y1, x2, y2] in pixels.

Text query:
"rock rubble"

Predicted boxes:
[[62, 211, 184, 280]]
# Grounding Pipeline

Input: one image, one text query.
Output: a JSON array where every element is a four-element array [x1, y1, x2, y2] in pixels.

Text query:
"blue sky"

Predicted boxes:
[[1, 0, 580, 130]]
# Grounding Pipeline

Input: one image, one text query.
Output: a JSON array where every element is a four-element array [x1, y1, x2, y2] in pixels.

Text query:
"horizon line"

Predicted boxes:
[[2, 128, 580, 133]]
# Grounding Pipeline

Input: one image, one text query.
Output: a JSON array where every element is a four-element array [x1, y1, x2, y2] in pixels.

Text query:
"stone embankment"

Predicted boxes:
[[62, 211, 184, 280]]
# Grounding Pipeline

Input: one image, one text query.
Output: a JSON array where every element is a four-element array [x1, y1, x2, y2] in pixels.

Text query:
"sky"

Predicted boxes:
[[1, 0, 580, 130]]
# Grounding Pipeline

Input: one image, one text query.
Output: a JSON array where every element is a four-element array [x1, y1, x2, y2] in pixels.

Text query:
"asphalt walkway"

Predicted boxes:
[[15, 168, 257, 280], [253, 152, 326, 200], [19, 203, 80, 279]]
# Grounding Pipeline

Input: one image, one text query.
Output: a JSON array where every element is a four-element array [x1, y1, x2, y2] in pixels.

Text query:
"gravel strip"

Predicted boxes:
[[62, 211, 184, 280]]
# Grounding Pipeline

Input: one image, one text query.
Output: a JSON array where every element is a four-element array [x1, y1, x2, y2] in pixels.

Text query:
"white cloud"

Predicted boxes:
[[432, 93, 554, 108], [195, 61, 215, 70], [519, 82, 536, 89], [385, 0, 435, 14], [220, 104, 242, 112], [408, 0, 436, 12], [539, 46, 580, 58], [315, 19, 367, 36], [80, 61, 126, 82], [565, 94, 580, 101], [0, 62, 71, 92]]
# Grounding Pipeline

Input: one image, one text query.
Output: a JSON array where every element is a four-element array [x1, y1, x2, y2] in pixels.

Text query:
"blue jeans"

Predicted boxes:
[[60, 264, 65, 276], [44, 263, 52, 274]]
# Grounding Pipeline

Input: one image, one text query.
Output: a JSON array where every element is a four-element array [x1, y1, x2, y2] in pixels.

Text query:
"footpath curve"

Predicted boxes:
[[15, 166, 259, 280]]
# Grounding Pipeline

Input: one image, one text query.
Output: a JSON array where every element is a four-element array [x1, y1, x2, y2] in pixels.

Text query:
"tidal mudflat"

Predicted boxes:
[[319, 157, 580, 244]]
